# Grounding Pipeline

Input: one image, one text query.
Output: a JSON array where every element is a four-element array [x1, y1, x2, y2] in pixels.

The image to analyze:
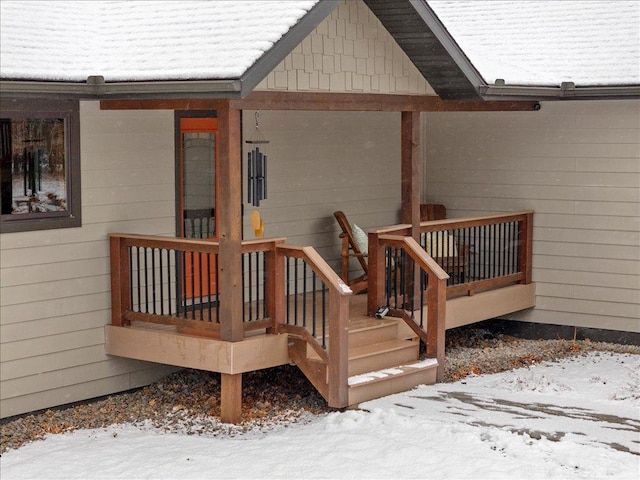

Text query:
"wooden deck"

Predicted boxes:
[[107, 211, 535, 422]]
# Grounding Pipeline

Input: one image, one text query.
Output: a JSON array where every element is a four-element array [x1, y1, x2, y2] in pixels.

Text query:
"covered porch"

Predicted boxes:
[[106, 212, 535, 422], [102, 92, 537, 422]]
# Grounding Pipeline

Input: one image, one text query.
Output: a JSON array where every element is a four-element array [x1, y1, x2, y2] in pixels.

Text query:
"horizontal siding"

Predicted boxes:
[[0, 101, 177, 418], [422, 99, 640, 333], [0, 365, 177, 419], [242, 109, 402, 275]]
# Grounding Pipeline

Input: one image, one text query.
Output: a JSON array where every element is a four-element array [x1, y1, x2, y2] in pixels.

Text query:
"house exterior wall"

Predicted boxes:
[[0, 101, 178, 418], [254, 0, 435, 96], [242, 109, 402, 271], [422, 99, 640, 333]]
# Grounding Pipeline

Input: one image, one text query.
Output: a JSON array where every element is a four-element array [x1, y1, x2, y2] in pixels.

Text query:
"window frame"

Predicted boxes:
[[0, 98, 81, 233]]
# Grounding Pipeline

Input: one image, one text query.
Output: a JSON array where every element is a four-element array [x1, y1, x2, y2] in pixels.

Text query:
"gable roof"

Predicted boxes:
[[1, 0, 638, 100], [424, 0, 640, 99], [0, 0, 335, 98]]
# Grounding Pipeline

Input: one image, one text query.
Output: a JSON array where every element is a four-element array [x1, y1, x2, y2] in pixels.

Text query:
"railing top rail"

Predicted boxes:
[[110, 233, 220, 252], [110, 233, 291, 253], [420, 210, 533, 231], [379, 234, 449, 281], [369, 211, 534, 236], [241, 237, 287, 253], [278, 244, 352, 296]]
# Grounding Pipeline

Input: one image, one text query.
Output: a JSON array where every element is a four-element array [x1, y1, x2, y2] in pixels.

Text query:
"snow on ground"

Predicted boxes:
[[2, 352, 639, 480]]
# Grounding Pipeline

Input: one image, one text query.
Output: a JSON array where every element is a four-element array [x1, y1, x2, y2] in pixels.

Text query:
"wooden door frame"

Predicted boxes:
[[174, 110, 219, 238]]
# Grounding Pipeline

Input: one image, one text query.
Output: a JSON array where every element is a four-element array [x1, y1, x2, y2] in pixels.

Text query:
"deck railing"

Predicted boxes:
[[109, 234, 291, 336], [110, 233, 351, 407], [276, 244, 351, 407], [367, 235, 448, 380], [367, 211, 533, 379]]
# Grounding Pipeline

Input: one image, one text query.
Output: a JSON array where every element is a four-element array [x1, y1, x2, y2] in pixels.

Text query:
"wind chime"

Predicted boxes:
[[246, 111, 269, 207]]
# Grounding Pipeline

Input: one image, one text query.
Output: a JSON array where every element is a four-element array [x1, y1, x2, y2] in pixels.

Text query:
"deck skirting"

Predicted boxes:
[[105, 325, 290, 374]]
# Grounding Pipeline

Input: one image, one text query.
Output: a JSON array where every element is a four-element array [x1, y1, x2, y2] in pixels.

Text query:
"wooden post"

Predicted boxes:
[[217, 102, 243, 342], [109, 235, 130, 327], [216, 102, 243, 423], [367, 230, 386, 317], [220, 373, 242, 424], [266, 241, 286, 334], [401, 111, 421, 236], [401, 111, 421, 306], [327, 290, 349, 407], [426, 275, 446, 382]]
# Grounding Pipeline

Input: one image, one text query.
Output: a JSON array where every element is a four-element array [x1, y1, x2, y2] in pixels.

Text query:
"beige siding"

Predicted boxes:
[[255, 0, 435, 96], [422, 100, 640, 333], [0, 101, 178, 418], [242, 109, 403, 272]]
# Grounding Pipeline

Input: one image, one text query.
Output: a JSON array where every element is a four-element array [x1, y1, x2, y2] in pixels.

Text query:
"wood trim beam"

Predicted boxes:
[[100, 92, 540, 112]]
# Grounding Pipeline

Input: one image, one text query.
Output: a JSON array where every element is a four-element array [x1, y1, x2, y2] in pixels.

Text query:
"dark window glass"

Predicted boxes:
[[0, 100, 80, 233]]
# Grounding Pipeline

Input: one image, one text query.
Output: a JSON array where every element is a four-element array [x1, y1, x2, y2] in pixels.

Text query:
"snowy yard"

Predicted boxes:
[[1, 351, 638, 480]]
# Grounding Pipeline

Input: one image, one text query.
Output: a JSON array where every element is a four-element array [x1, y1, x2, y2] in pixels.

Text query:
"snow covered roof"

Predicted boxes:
[[0, 1, 322, 84], [1, 0, 638, 100], [426, 0, 640, 88]]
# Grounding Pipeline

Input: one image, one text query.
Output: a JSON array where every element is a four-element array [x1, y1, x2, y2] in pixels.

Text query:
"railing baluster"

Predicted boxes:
[[215, 253, 220, 323], [302, 262, 307, 327], [247, 253, 252, 322]]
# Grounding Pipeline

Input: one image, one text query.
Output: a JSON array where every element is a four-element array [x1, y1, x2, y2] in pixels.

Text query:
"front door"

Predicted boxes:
[[179, 116, 218, 301]]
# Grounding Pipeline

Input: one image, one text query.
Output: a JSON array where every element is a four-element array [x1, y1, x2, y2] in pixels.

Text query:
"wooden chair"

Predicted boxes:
[[420, 204, 468, 283], [333, 211, 368, 294]]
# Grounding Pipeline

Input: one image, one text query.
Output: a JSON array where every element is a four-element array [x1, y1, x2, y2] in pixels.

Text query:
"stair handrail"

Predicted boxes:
[[275, 244, 352, 407], [368, 233, 449, 381]]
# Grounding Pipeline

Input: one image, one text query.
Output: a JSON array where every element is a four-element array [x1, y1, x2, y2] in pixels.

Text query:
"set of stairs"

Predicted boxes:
[[289, 303, 438, 407]]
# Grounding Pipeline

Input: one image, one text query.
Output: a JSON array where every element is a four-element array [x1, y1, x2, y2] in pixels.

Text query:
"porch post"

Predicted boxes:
[[401, 111, 421, 307], [217, 101, 244, 423], [401, 111, 421, 238]]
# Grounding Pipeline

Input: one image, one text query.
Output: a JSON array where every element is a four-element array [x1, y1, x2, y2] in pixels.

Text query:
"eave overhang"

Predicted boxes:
[[480, 83, 640, 100], [0, 78, 247, 100]]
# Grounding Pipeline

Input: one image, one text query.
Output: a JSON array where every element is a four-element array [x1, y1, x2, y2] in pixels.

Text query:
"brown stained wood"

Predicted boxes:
[[111, 233, 220, 254], [241, 237, 287, 253], [124, 311, 221, 334], [366, 231, 386, 317], [109, 236, 127, 327], [100, 92, 540, 113], [327, 291, 349, 408], [418, 211, 534, 232], [217, 104, 244, 342], [242, 318, 274, 332], [221, 373, 242, 424], [276, 245, 350, 294], [400, 111, 420, 238], [279, 325, 329, 363], [446, 274, 523, 298], [268, 247, 286, 334], [426, 268, 447, 382]]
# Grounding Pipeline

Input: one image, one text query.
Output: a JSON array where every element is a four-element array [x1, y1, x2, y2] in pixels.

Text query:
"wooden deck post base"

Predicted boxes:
[[221, 373, 242, 424]]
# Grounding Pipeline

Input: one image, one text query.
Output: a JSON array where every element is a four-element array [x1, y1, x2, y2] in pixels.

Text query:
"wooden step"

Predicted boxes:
[[307, 316, 399, 358], [347, 338, 419, 376], [347, 358, 438, 405]]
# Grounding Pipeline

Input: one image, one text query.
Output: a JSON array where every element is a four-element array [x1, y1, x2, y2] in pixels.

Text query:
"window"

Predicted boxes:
[[0, 99, 81, 233]]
